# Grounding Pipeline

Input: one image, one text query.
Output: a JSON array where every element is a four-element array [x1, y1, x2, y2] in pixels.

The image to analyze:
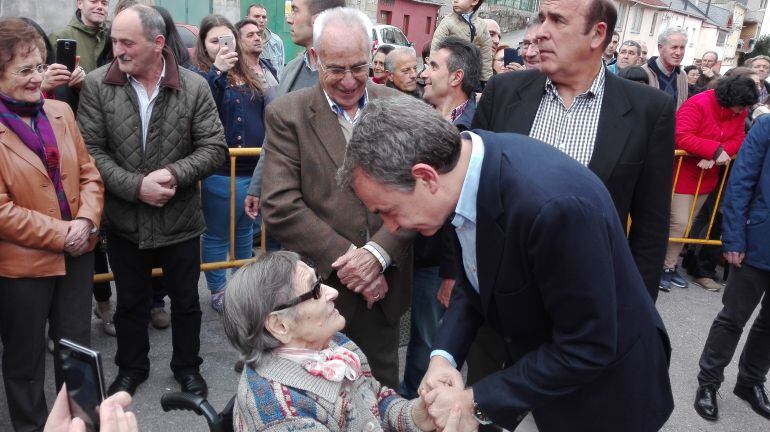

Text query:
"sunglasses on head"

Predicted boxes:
[[272, 276, 323, 311]]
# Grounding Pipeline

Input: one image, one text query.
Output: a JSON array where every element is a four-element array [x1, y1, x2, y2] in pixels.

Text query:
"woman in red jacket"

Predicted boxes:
[[660, 75, 758, 292]]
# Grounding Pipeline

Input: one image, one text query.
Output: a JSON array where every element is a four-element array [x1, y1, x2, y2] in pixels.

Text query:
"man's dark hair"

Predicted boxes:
[[308, 0, 347, 16], [235, 18, 260, 34], [683, 65, 698, 75], [617, 66, 649, 85], [375, 44, 395, 57], [436, 36, 481, 96], [246, 4, 267, 14], [715, 75, 758, 108], [584, 0, 617, 49]]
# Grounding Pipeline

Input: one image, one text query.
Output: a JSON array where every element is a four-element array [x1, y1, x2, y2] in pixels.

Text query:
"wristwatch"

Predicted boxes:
[[472, 401, 493, 425]]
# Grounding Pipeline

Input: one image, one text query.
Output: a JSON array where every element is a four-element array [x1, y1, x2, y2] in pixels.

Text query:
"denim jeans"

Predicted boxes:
[[401, 266, 445, 398], [201, 175, 254, 293], [698, 263, 770, 387]]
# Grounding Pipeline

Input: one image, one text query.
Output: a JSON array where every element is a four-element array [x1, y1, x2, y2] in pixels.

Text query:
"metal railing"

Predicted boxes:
[[93, 148, 263, 283]]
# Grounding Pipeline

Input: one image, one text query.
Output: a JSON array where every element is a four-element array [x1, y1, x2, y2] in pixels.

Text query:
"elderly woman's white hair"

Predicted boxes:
[[222, 251, 302, 368], [312, 6, 373, 52]]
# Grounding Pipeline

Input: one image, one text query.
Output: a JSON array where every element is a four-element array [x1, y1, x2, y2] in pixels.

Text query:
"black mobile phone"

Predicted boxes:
[[56, 39, 78, 72], [503, 47, 523, 66], [57, 339, 106, 432]]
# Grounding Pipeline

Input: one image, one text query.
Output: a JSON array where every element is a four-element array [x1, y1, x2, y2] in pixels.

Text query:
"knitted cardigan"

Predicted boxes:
[[234, 333, 423, 431]]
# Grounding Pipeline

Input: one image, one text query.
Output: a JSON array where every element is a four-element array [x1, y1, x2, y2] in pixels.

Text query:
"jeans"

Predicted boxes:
[[201, 175, 253, 293], [698, 263, 770, 387], [401, 266, 445, 398]]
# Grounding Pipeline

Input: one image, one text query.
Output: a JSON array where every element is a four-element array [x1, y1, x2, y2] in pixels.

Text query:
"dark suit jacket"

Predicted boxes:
[[472, 70, 675, 301], [434, 131, 673, 431], [260, 83, 413, 325]]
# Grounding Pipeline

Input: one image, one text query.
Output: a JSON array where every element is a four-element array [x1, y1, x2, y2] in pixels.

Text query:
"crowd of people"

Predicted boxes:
[[1, 0, 770, 431]]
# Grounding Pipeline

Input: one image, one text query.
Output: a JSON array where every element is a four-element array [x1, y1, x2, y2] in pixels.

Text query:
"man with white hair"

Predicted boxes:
[[385, 46, 422, 98], [259, 7, 410, 389], [641, 27, 689, 108]]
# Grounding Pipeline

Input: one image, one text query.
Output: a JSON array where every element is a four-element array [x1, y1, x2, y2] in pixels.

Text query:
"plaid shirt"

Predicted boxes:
[[529, 65, 606, 166]]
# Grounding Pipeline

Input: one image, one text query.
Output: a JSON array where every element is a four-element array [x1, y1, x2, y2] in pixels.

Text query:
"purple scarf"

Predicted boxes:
[[0, 93, 72, 220]]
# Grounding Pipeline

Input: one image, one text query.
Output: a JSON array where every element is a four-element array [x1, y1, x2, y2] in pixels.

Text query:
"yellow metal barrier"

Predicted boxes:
[[93, 148, 263, 283], [667, 150, 730, 246]]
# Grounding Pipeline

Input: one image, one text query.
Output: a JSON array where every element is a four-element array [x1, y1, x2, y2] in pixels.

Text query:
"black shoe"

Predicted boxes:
[[108, 374, 146, 396], [178, 373, 208, 398], [694, 384, 719, 421], [234, 359, 244, 373], [734, 384, 770, 420]]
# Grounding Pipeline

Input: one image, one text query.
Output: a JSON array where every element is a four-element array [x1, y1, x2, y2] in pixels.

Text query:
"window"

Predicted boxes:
[[630, 5, 643, 33], [649, 12, 658, 37], [717, 30, 727, 46], [403, 15, 410, 37], [616, 2, 626, 29], [426, 16, 432, 35], [379, 10, 392, 25]]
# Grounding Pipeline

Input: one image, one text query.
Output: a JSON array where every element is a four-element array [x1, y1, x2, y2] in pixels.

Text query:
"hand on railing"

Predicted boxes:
[[715, 151, 731, 166], [696, 159, 716, 170], [244, 195, 260, 219]]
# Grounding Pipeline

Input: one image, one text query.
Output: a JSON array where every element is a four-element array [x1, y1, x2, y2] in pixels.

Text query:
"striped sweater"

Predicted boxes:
[[234, 333, 423, 431]]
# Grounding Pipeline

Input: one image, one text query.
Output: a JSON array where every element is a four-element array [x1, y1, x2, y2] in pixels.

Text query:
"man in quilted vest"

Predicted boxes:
[[78, 5, 226, 398]]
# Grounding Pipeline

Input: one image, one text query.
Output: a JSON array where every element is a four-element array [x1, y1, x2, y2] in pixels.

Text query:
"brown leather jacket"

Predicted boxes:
[[0, 99, 104, 278]]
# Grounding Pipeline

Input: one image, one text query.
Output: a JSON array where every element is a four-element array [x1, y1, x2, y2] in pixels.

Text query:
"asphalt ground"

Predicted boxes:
[[2, 30, 769, 432]]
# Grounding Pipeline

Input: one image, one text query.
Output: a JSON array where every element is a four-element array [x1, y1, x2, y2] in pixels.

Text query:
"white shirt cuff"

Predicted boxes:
[[430, 350, 458, 368], [362, 242, 391, 271]]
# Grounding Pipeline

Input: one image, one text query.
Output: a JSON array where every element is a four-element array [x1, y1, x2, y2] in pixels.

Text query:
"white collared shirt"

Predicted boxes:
[[127, 58, 166, 150]]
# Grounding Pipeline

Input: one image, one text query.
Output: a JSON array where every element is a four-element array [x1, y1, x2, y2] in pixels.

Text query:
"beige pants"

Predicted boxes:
[[664, 193, 708, 268]]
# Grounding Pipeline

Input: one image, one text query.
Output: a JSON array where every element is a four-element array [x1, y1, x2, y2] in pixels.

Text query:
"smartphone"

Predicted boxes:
[[218, 34, 235, 52], [503, 48, 523, 66], [57, 339, 106, 432], [56, 39, 78, 72]]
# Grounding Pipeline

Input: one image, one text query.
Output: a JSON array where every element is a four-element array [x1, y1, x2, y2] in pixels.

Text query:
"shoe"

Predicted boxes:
[[210, 290, 225, 314], [177, 373, 208, 398], [734, 384, 770, 419], [94, 301, 116, 336], [695, 277, 723, 292], [108, 374, 146, 396], [670, 266, 689, 288], [150, 306, 170, 329], [659, 268, 673, 292], [694, 384, 719, 421], [234, 359, 244, 373]]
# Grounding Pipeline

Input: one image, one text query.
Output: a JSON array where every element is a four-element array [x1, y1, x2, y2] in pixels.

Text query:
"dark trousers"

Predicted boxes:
[[466, 322, 507, 432], [107, 234, 203, 380], [0, 253, 93, 432], [698, 263, 770, 387], [683, 187, 724, 280], [93, 239, 167, 306]]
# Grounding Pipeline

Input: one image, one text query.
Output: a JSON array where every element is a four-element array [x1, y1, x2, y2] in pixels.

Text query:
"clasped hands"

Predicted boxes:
[[411, 356, 480, 431], [139, 168, 177, 208], [64, 218, 94, 257], [332, 246, 387, 309], [697, 151, 731, 170]]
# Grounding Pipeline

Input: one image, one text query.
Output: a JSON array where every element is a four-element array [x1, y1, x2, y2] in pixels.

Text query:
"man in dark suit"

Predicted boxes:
[[339, 95, 674, 431], [260, 7, 411, 389], [473, 0, 674, 301]]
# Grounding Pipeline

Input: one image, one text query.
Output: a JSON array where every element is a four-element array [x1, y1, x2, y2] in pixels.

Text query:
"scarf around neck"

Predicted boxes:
[[0, 92, 72, 220], [274, 345, 362, 382]]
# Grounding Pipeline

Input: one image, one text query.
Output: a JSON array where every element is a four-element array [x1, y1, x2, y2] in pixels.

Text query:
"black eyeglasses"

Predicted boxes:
[[272, 276, 323, 311]]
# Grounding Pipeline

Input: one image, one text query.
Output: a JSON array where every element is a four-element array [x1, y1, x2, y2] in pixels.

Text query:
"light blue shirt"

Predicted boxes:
[[430, 131, 485, 368]]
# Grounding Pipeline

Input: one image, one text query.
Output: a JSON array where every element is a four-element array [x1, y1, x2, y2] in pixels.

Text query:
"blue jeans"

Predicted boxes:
[[201, 175, 253, 293], [401, 266, 445, 398]]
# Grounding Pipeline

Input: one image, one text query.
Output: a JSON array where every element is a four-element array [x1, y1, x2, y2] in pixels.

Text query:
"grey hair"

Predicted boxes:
[[702, 50, 718, 60], [525, 19, 541, 32], [337, 95, 462, 191], [620, 40, 641, 55], [126, 4, 166, 42], [312, 7, 372, 53], [658, 27, 687, 46], [747, 55, 770, 66], [222, 251, 301, 369], [384, 46, 417, 72]]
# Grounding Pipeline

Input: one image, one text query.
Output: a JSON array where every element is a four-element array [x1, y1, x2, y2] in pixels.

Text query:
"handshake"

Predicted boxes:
[[411, 356, 482, 432]]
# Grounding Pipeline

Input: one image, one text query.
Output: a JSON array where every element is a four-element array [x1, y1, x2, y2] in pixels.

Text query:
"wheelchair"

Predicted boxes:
[[161, 392, 235, 432]]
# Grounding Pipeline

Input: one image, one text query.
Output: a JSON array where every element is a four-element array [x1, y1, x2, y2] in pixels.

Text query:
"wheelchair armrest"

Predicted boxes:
[[161, 392, 224, 432]]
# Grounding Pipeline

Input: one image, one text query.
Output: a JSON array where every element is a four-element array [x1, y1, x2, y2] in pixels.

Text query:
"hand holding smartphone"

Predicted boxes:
[[503, 48, 524, 67], [56, 39, 78, 72], [56, 339, 106, 432], [218, 34, 235, 52]]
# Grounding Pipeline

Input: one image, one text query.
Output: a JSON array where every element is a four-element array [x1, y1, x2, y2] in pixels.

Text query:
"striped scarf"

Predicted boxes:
[[0, 93, 72, 220]]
